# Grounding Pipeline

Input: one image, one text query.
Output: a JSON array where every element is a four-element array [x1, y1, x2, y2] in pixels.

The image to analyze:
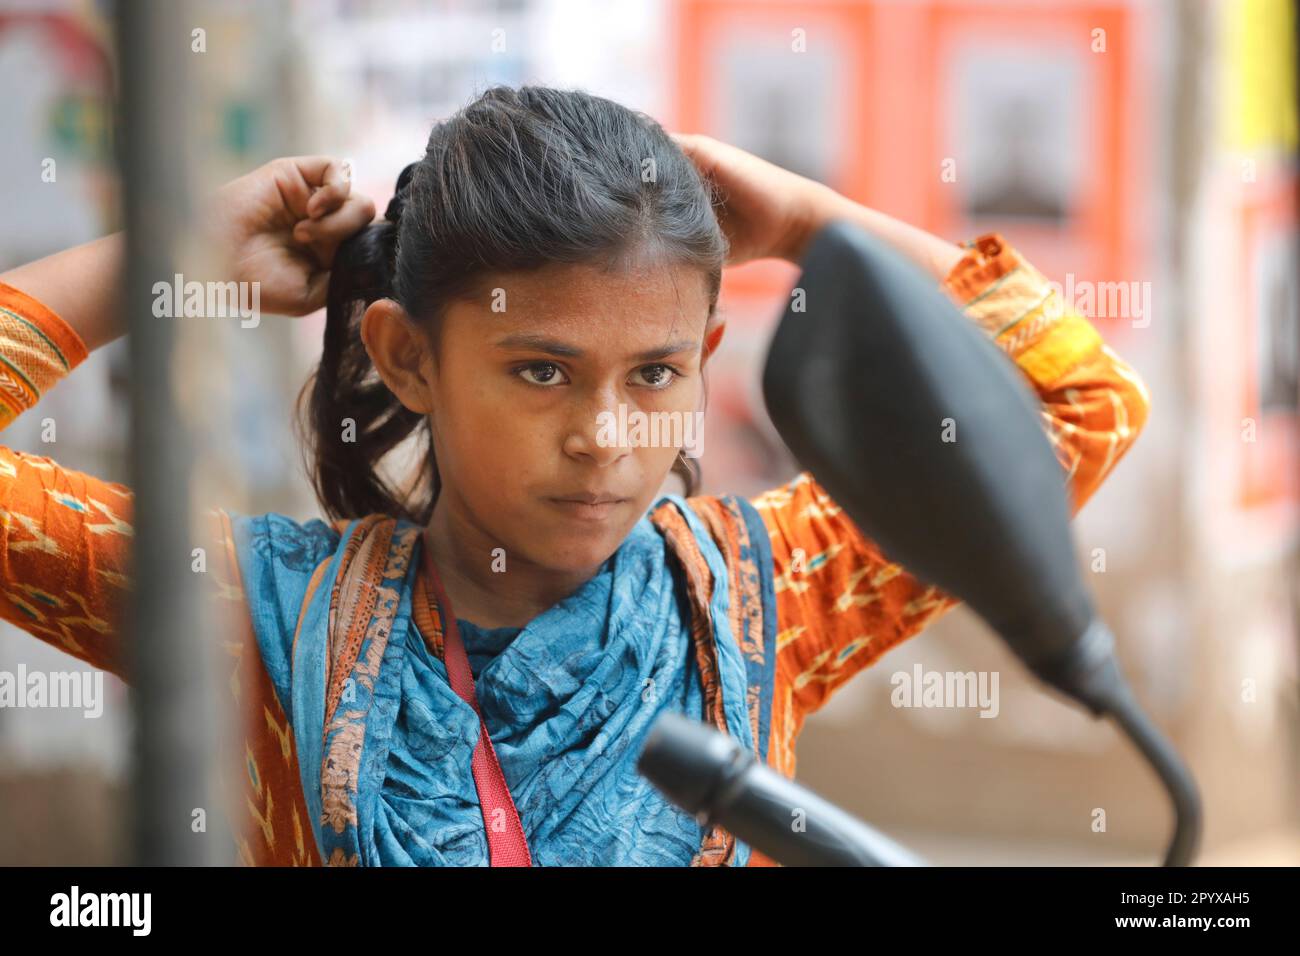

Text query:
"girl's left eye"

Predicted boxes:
[[632, 364, 677, 388]]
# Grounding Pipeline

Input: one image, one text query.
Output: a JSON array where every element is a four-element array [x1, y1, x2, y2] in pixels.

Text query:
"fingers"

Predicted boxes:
[[270, 155, 355, 221], [292, 190, 374, 242], [292, 193, 377, 266], [670, 132, 721, 177], [288, 155, 352, 192], [672, 132, 786, 185], [302, 157, 355, 220], [670, 131, 717, 151]]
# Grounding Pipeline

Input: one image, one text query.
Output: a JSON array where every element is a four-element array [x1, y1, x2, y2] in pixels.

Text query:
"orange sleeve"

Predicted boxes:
[[0, 279, 135, 678], [752, 232, 1150, 777], [0, 444, 134, 679], [0, 279, 89, 429]]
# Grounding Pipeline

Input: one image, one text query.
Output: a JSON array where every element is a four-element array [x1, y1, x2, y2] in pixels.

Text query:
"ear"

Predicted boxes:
[[360, 298, 436, 414]]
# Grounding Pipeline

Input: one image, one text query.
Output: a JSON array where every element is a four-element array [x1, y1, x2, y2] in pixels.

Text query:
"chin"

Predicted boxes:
[[527, 515, 632, 573], [540, 535, 623, 574]]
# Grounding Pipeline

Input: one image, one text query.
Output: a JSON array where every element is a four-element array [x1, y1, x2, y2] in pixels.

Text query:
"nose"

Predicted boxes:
[[562, 384, 631, 467]]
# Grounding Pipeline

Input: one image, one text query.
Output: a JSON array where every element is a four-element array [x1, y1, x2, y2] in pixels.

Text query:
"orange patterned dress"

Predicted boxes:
[[0, 232, 1148, 866]]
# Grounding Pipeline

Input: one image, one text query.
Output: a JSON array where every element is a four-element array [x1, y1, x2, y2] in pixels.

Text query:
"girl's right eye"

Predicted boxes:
[[515, 362, 569, 387]]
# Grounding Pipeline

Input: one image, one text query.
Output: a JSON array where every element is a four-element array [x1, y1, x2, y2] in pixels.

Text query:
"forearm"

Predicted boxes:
[[796, 186, 966, 283], [0, 233, 123, 353]]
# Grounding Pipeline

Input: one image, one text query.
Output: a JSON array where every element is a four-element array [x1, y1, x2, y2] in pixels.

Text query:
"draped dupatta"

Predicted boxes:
[[217, 492, 778, 866]]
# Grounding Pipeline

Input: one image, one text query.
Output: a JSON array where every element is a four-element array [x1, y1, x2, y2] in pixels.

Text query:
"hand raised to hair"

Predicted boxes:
[[206, 156, 377, 316], [672, 133, 964, 283], [671, 133, 834, 268]]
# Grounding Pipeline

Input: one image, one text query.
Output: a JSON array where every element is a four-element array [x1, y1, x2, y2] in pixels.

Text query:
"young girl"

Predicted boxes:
[[0, 85, 1148, 867]]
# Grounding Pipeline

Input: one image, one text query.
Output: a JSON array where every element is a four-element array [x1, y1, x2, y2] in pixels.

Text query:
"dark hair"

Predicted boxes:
[[297, 85, 728, 525]]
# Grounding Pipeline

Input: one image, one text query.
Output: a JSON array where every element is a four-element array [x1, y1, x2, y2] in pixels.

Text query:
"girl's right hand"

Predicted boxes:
[[207, 156, 377, 316]]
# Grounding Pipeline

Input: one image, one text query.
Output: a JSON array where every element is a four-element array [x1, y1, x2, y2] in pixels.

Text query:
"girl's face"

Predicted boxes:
[[383, 256, 713, 576]]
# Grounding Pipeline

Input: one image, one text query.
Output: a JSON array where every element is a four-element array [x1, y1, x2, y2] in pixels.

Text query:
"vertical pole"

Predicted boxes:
[[115, 0, 229, 866]]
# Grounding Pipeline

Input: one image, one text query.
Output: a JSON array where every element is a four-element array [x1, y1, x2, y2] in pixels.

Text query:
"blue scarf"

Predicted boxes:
[[230, 493, 774, 866]]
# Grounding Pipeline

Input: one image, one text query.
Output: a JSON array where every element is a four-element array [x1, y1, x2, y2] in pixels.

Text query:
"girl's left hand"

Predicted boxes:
[[671, 133, 835, 268], [673, 132, 966, 285], [207, 156, 377, 316]]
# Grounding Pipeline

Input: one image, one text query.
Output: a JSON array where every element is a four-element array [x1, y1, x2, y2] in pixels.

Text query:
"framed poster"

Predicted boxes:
[[917, 2, 1145, 326], [1238, 165, 1300, 511], [672, 0, 874, 301]]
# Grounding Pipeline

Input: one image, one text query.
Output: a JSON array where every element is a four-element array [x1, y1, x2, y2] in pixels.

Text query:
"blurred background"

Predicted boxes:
[[0, 0, 1296, 866]]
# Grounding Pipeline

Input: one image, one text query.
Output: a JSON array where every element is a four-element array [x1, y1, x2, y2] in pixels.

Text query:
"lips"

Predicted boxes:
[[546, 491, 630, 521], [552, 492, 627, 505]]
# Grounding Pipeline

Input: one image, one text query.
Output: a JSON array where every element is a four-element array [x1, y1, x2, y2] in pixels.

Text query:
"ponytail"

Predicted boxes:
[[297, 164, 438, 524]]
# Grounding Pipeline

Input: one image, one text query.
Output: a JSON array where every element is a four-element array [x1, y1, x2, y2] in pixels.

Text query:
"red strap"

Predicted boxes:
[[421, 532, 532, 867]]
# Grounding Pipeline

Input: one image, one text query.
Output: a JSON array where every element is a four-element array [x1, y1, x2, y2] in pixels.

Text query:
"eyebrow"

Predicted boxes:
[[492, 333, 699, 363]]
